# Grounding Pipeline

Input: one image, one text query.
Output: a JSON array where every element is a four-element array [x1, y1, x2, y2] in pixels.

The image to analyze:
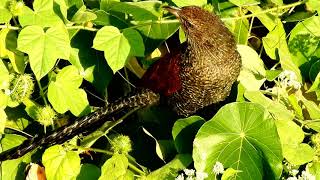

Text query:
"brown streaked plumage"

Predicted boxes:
[[143, 6, 241, 116]]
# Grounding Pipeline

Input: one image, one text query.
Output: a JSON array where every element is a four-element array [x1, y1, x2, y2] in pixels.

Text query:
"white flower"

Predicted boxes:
[[290, 169, 299, 176], [287, 80, 301, 90], [4, 89, 11, 95], [196, 172, 208, 180], [287, 177, 298, 180], [298, 171, 315, 180], [212, 161, 224, 175], [175, 174, 184, 180], [184, 169, 195, 176]]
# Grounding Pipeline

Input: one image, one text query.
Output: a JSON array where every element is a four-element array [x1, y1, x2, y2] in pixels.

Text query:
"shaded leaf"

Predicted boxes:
[[77, 164, 101, 180], [172, 116, 205, 154]]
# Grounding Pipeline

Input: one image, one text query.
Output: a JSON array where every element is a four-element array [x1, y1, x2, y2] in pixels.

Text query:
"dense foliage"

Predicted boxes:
[[0, 0, 320, 179]]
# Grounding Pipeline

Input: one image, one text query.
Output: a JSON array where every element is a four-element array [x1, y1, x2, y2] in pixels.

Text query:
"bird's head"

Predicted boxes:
[[164, 6, 231, 42]]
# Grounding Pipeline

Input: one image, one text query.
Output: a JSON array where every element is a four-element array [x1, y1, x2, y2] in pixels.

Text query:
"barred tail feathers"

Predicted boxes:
[[0, 89, 159, 161]]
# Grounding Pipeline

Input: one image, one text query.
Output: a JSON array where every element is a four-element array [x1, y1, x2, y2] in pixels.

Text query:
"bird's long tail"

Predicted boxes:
[[0, 89, 160, 161]]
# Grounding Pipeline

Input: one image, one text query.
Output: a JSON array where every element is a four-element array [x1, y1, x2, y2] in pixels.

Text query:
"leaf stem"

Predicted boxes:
[[37, 80, 48, 105], [222, 0, 307, 21]]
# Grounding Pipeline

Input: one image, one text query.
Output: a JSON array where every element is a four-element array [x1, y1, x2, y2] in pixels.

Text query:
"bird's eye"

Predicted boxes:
[[182, 19, 194, 29]]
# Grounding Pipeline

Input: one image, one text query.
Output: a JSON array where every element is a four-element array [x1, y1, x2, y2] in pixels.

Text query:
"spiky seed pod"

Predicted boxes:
[[110, 135, 132, 154], [9, 74, 34, 103], [8, 0, 24, 16]]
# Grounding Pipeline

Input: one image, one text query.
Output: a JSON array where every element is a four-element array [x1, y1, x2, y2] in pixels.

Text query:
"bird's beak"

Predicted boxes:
[[163, 6, 181, 18]]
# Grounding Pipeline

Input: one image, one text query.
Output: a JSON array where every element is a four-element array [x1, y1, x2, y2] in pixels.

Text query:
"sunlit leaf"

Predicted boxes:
[[193, 102, 283, 179], [0, 134, 31, 180], [237, 45, 266, 90], [0, 0, 12, 23], [48, 65, 90, 116], [93, 26, 130, 73], [99, 154, 128, 180], [171, 0, 206, 7], [42, 145, 81, 180], [17, 25, 70, 79], [19, 0, 63, 28]]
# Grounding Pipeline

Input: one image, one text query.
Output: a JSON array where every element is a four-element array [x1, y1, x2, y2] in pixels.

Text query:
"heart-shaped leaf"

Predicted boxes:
[[48, 65, 90, 116], [17, 25, 70, 79], [18, 0, 63, 27], [93, 26, 131, 73], [99, 154, 128, 180], [42, 145, 81, 180], [193, 102, 283, 179]]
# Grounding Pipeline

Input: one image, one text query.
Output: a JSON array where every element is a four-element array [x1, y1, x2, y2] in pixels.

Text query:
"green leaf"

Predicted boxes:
[[0, 108, 6, 134], [309, 60, 320, 81], [70, 30, 113, 95], [0, 59, 9, 90], [275, 119, 314, 165], [308, 72, 320, 94], [306, 0, 320, 12], [0, 134, 31, 180], [171, 0, 206, 7], [5, 106, 30, 130], [244, 91, 294, 121], [288, 15, 320, 76], [143, 127, 174, 161], [0, 29, 25, 74], [263, 20, 286, 60], [307, 162, 320, 179], [48, 65, 90, 116], [17, 25, 70, 79], [172, 116, 205, 154], [246, 5, 277, 31], [71, 6, 97, 23], [93, 26, 130, 73], [0, 0, 12, 23], [42, 145, 81, 180], [221, 168, 242, 180], [193, 102, 283, 180], [146, 154, 192, 180], [109, 1, 162, 21], [77, 164, 101, 180], [237, 45, 266, 91], [99, 154, 128, 180], [282, 143, 315, 165], [228, 0, 259, 6], [19, 0, 63, 28], [136, 20, 180, 54], [300, 96, 320, 119], [93, 10, 127, 28], [123, 29, 145, 57]]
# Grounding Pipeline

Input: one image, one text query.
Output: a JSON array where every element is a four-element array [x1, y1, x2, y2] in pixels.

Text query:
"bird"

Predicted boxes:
[[0, 6, 241, 161], [142, 6, 241, 116]]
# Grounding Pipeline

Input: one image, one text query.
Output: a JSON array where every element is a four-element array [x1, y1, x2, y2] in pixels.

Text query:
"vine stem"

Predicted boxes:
[[36, 80, 48, 105], [222, 0, 307, 21]]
